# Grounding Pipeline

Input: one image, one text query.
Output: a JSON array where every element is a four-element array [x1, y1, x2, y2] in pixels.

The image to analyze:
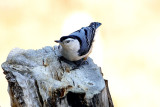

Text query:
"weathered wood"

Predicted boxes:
[[105, 80, 114, 107], [1, 46, 113, 107]]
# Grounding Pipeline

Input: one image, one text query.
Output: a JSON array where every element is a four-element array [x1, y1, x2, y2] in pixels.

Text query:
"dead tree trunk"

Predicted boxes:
[[1, 46, 113, 107]]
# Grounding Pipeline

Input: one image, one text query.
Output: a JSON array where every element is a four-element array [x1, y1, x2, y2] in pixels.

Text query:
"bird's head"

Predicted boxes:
[[55, 36, 80, 50]]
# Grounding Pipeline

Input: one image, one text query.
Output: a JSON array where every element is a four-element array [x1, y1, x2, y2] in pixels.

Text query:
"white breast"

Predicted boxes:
[[59, 39, 93, 61], [60, 39, 79, 61]]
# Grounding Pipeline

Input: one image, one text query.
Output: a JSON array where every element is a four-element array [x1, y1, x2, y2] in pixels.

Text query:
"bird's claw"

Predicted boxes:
[[58, 56, 89, 70]]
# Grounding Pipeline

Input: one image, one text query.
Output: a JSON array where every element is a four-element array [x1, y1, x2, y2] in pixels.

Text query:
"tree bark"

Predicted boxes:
[[1, 46, 114, 107]]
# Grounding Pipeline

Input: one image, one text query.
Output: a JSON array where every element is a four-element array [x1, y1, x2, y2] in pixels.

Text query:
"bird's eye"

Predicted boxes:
[[66, 40, 70, 43]]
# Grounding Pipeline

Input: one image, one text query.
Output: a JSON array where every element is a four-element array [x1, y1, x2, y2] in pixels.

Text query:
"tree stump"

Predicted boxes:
[[1, 46, 113, 107]]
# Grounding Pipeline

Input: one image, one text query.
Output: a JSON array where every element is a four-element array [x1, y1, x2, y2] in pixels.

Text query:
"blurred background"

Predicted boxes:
[[0, 0, 160, 107]]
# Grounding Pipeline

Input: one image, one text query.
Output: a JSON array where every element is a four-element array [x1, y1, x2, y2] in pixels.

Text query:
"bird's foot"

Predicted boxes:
[[72, 58, 88, 69], [58, 56, 73, 65], [58, 56, 89, 70]]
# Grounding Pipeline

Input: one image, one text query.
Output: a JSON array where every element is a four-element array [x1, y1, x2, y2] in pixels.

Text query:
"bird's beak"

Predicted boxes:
[[54, 40, 61, 43]]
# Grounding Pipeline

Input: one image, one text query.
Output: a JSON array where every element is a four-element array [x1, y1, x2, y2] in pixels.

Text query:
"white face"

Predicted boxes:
[[60, 38, 80, 51]]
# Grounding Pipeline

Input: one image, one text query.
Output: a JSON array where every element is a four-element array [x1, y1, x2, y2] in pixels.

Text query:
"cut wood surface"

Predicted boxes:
[[1, 46, 113, 107]]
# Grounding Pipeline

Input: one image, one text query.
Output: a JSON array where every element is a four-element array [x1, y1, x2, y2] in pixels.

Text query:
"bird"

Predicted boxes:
[[55, 22, 101, 63]]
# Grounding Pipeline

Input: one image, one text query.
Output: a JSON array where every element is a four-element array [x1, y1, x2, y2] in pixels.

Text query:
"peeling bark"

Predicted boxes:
[[1, 46, 114, 107]]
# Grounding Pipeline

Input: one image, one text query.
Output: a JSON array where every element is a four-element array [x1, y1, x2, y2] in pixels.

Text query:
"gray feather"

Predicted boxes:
[[69, 22, 101, 56]]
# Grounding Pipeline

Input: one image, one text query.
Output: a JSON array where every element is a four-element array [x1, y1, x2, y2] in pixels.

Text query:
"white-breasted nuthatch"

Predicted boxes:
[[55, 22, 101, 61]]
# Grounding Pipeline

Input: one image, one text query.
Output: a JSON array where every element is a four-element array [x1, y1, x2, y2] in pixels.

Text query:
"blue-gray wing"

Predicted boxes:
[[69, 22, 101, 56]]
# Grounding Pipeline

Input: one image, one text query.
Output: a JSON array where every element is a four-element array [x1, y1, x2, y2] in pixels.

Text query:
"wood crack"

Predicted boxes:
[[35, 80, 44, 107]]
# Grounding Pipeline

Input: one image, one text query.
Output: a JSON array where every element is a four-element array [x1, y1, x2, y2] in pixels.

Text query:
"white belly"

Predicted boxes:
[[60, 45, 93, 61], [61, 49, 83, 61]]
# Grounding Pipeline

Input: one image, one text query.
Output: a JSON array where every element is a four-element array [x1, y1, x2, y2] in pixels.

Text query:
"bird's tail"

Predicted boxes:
[[86, 22, 101, 43], [89, 22, 102, 29], [87, 22, 101, 40]]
